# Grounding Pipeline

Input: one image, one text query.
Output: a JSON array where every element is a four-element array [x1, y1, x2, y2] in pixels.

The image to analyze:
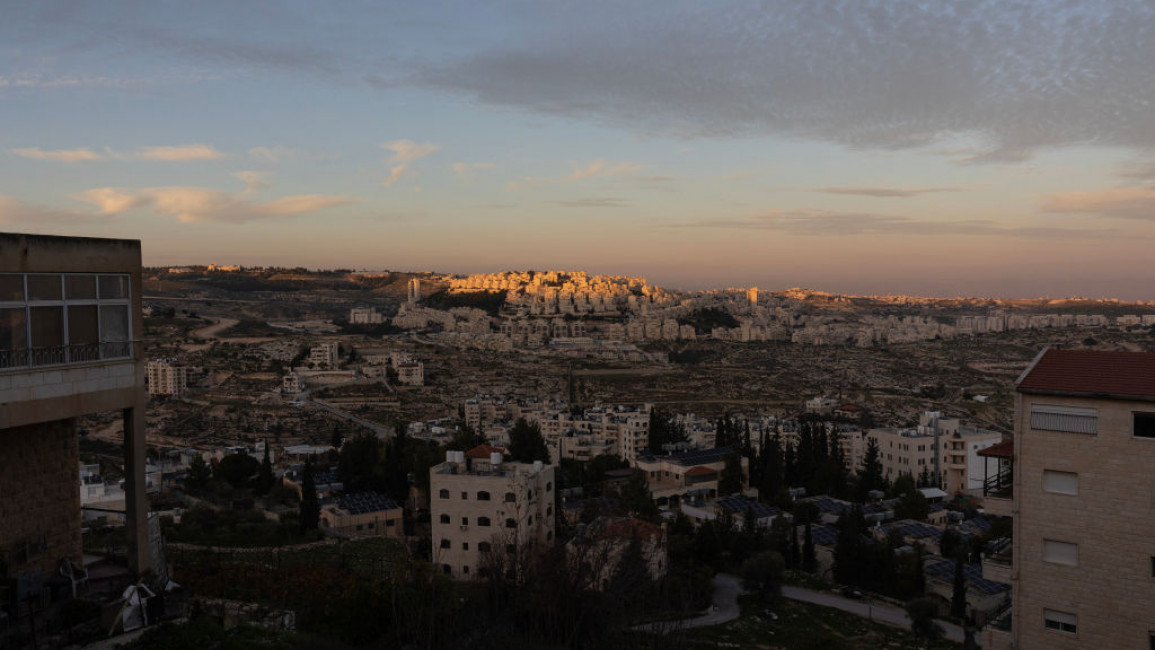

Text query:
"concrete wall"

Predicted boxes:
[[0, 418, 81, 575], [1013, 392, 1155, 649]]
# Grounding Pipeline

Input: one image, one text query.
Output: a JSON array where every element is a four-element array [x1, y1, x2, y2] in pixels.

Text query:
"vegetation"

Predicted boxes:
[[507, 418, 550, 464], [422, 289, 508, 316], [677, 307, 740, 335]]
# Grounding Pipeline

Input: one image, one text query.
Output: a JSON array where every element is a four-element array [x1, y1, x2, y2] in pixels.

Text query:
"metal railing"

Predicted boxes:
[[982, 467, 1013, 498], [0, 341, 134, 370]]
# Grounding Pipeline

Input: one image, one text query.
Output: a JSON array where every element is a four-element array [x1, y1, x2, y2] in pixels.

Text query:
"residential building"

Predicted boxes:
[[985, 349, 1155, 649], [308, 341, 340, 368], [320, 491, 403, 538], [866, 411, 1002, 494], [147, 358, 189, 395], [0, 233, 150, 574], [632, 446, 749, 506], [395, 360, 424, 386], [430, 448, 555, 580], [348, 307, 384, 324]]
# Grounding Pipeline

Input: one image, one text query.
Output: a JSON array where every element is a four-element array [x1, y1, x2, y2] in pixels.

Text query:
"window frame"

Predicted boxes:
[[1134, 412, 1155, 439], [1043, 608, 1077, 634]]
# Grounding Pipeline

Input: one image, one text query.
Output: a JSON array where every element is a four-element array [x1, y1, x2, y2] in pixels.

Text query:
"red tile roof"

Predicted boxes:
[[1017, 349, 1155, 400], [685, 465, 717, 477], [465, 443, 505, 459], [977, 440, 1013, 458]]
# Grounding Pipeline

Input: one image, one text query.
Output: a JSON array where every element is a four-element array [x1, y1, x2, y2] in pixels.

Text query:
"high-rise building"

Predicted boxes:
[[430, 447, 555, 580], [983, 349, 1155, 649], [408, 278, 421, 305], [147, 358, 189, 395], [0, 233, 151, 574]]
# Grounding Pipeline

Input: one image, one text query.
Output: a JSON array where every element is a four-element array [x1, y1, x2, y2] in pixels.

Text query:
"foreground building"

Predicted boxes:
[[430, 448, 555, 579], [986, 349, 1155, 649], [0, 233, 150, 574]]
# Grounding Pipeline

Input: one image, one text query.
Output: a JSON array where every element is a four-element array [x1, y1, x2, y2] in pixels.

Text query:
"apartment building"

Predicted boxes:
[[147, 358, 189, 396], [0, 233, 150, 574], [348, 307, 384, 324], [308, 341, 340, 368], [986, 349, 1155, 649], [430, 448, 555, 580], [866, 411, 1002, 494]]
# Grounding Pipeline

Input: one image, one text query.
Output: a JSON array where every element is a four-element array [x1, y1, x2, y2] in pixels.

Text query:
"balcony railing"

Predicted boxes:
[[0, 342, 134, 370], [983, 467, 1013, 499]]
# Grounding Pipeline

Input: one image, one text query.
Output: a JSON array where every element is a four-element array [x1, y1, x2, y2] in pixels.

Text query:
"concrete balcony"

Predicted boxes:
[[983, 548, 1013, 584], [982, 492, 1014, 518]]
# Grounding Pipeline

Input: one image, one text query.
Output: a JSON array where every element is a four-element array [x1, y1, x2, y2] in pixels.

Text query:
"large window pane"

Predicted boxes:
[[0, 275, 24, 302], [68, 305, 100, 362], [99, 275, 130, 300], [100, 305, 129, 341], [28, 274, 62, 301], [0, 308, 28, 368], [65, 275, 97, 300]]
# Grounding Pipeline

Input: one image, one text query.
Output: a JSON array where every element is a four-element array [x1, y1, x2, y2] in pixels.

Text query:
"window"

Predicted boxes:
[[478, 491, 491, 501], [1043, 540, 1078, 566], [478, 517, 491, 527], [505, 492, 516, 502], [1150, 556, 1155, 578], [1135, 413, 1155, 439], [1031, 405, 1098, 434], [505, 518, 517, 528], [442, 564, 451, 575], [440, 539, 451, 549], [462, 543, 469, 551], [1044, 609, 1077, 634], [1043, 470, 1078, 495], [461, 492, 468, 500], [462, 517, 469, 525], [439, 489, 450, 499], [478, 542, 491, 553], [356, 524, 363, 531], [462, 566, 469, 575], [440, 514, 450, 524], [546, 481, 553, 492], [546, 506, 552, 516]]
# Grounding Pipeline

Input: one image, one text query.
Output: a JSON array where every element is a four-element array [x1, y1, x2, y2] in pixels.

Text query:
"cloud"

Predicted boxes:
[[11, 147, 105, 162], [132, 144, 224, 162], [510, 160, 643, 189], [1042, 188, 1155, 221], [1117, 159, 1155, 184], [382, 140, 439, 186], [679, 209, 1113, 238], [249, 146, 294, 163], [451, 161, 495, 184], [233, 170, 272, 193], [814, 186, 971, 198], [549, 197, 630, 208], [414, 1, 1155, 161], [0, 195, 102, 224], [74, 186, 357, 223]]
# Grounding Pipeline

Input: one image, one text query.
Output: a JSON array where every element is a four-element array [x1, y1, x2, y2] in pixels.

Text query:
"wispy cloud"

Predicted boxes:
[[678, 209, 1113, 238], [509, 160, 643, 190], [451, 161, 495, 184], [814, 186, 971, 198], [74, 186, 358, 223], [131, 144, 224, 162], [233, 170, 272, 193], [1042, 188, 1155, 221], [549, 197, 630, 208], [0, 195, 103, 224], [11, 147, 104, 162], [382, 140, 439, 186]]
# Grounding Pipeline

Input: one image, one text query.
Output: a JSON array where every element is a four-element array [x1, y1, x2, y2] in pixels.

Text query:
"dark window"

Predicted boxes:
[[505, 544, 516, 554], [504, 492, 516, 502], [479, 542, 491, 552], [546, 482, 552, 492], [442, 564, 451, 575], [440, 539, 451, 549], [461, 492, 468, 500], [463, 565, 469, 575], [478, 517, 491, 527], [0, 274, 24, 301], [439, 489, 450, 499], [440, 514, 450, 524], [505, 518, 516, 528], [1135, 413, 1155, 439], [356, 524, 363, 531], [98, 275, 129, 300], [462, 517, 469, 525], [462, 543, 469, 551], [478, 491, 491, 501], [27, 274, 61, 301], [65, 275, 96, 300]]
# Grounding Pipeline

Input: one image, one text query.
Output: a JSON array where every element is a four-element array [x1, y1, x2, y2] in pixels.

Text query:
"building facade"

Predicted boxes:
[[429, 449, 555, 580], [0, 233, 150, 574], [147, 358, 189, 395], [994, 349, 1155, 649], [867, 411, 1002, 494]]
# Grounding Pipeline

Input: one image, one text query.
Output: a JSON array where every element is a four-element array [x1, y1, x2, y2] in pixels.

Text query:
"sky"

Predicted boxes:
[[2, 1, 1155, 299]]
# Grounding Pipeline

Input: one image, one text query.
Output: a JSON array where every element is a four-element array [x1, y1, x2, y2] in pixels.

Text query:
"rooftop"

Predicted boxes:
[[1017, 348, 1155, 401]]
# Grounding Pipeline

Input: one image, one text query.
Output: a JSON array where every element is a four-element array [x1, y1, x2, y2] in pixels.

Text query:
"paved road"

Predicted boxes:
[[636, 573, 745, 633], [782, 585, 967, 644], [309, 397, 395, 440]]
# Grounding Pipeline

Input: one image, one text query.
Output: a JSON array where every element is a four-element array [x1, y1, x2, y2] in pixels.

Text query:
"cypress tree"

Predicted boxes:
[[300, 459, 320, 534]]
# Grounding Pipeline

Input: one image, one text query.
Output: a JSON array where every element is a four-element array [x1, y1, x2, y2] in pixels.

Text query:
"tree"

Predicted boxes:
[[620, 469, 659, 521], [894, 477, 930, 521], [254, 441, 275, 495], [447, 424, 487, 452], [507, 418, 550, 464], [833, 507, 868, 586], [939, 528, 962, 561], [907, 597, 944, 643], [299, 460, 320, 534], [607, 535, 652, 618], [951, 556, 968, 619], [856, 436, 884, 500], [648, 408, 688, 453], [802, 521, 817, 574], [339, 433, 383, 492], [186, 455, 211, 492], [718, 450, 744, 495], [741, 550, 785, 602], [216, 452, 260, 490]]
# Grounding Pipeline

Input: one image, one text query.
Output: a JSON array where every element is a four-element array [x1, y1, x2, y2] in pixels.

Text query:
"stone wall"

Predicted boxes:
[[0, 418, 81, 576]]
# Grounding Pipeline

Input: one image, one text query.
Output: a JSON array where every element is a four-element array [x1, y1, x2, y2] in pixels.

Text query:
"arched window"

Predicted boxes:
[[440, 514, 450, 524], [504, 492, 516, 503], [477, 491, 491, 501], [478, 516, 491, 527], [505, 518, 517, 529], [439, 489, 449, 499]]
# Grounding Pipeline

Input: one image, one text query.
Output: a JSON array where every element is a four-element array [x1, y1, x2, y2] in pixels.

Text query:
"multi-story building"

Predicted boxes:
[[866, 411, 1002, 493], [0, 233, 150, 574], [147, 358, 189, 395], [430, 447, 555, 580], [320, 492, 404, 539], [348, 307, 384, 324], [308, 341, 340, 368], [983, 349, 1155, 649], [395, 361, 424, 386]]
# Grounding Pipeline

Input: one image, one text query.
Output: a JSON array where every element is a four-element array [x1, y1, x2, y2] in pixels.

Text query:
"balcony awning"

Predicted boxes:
[[978, 440, 1013, 458]]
